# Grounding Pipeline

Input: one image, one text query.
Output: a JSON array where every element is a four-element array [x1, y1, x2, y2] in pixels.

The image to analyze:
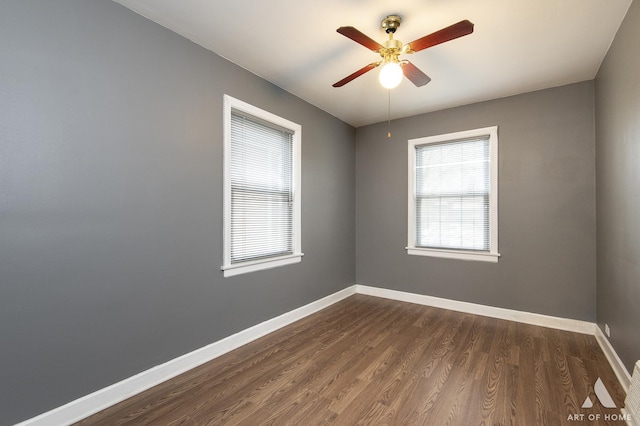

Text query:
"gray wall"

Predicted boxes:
[[595, 0, 640, 374], [2, 0, 635, 423], [356, 82, 597, 322], [0, 1, 355, 423]]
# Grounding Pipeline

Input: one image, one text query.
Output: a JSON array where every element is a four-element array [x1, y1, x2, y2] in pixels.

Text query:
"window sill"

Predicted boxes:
[[406, 247, 500, 263], [222, 253, 304, 277]]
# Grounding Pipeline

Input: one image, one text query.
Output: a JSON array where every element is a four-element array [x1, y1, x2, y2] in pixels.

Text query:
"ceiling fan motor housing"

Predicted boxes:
[[383, 38, 402, 50]]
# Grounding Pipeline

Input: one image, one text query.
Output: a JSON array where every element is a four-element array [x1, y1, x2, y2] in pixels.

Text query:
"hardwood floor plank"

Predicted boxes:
[[77, 294, 625, 425]]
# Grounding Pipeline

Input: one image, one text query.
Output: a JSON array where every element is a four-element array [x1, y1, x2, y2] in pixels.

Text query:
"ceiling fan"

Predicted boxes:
[[333, 15, 474, 89]]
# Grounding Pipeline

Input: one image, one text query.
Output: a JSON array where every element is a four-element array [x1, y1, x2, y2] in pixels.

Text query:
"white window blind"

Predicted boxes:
[[230, 110, 294, 263], [408, 126, 498, 262], [415, 137, 490, 251]]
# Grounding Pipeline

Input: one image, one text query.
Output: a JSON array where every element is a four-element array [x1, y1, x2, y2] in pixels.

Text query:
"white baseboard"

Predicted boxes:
[[356, 284, 633, 396], [18, 283, 632, 425], [621, 408, 639, 426], [16, 286, 357, 426], [355, 284, 596, 335], [594, 325, 632, 393]]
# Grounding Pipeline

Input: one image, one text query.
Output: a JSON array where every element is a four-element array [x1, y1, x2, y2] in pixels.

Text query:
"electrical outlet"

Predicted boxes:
[[605, 323, 611, 338]]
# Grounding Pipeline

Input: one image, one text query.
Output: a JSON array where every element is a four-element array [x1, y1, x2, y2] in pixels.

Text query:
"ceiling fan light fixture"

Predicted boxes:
[[379, 61, 403, 89], [333, 17, 473, 88]]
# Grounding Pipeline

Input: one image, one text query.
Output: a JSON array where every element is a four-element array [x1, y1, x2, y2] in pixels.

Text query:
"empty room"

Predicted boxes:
[[2, 0, 640, 425]]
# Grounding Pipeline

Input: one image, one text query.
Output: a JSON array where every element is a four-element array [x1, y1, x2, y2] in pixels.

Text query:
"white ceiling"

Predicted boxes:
[[114, 0, 632, 127]]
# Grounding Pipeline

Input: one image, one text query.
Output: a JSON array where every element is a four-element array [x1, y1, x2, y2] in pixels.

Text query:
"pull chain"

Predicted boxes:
[[387, 89, 392, 138]]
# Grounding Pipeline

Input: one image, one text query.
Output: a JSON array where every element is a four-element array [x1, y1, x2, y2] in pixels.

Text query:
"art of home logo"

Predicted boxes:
[[567, 377, 631, 423]]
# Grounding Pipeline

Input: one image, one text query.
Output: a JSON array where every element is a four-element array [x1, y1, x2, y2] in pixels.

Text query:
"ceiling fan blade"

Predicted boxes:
[[406, 20, 474, 53], [337, 26, 384, 52], [401, 61, 431, 87], [332, 62, 380, 87]]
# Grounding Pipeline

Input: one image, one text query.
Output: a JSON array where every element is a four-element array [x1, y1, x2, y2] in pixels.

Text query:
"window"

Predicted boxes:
[[407, 126, 499, 262], [222, 95, 302, 277]]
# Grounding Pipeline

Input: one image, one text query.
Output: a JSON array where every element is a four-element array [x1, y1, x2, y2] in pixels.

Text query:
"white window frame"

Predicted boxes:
[[222, 95, 302, 277], [407, 126, 500, 263]]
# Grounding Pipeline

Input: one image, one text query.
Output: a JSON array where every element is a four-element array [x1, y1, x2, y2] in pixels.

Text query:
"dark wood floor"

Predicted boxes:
[[77, 295, 625, 425]]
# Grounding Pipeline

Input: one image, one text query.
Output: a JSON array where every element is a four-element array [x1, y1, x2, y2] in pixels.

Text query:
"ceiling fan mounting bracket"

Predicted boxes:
[[381, 15, 402, 34]]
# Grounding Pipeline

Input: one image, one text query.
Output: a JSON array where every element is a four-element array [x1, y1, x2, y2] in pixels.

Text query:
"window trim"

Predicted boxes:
[[407, 126, 500, 263], [222, 95, 302, 277]]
